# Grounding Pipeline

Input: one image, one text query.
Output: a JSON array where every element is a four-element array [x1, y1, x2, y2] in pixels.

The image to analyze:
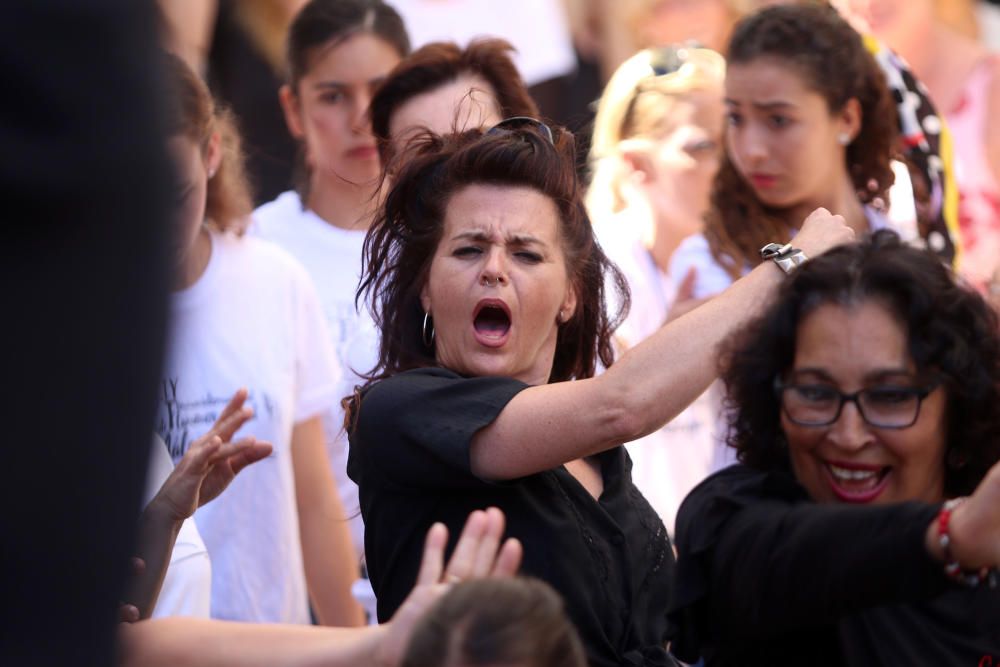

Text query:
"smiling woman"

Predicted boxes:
[[344, 119, 856, 666], [669, 230, 1000, 665]]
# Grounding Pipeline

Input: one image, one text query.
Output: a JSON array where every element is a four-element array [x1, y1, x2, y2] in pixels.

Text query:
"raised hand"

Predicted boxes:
[[793, 207, 856, 259], [665, 266, 709, 324], [152, 388, 272, 522], [377, 508, 522, 666], [948, 459, 1000, 571]]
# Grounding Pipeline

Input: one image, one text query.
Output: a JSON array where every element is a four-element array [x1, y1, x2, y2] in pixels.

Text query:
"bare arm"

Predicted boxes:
[[119, 509, 522, 667], [471, 209, 855, 480], [291, 416, 365, 627], [120, 619, 384, 667]]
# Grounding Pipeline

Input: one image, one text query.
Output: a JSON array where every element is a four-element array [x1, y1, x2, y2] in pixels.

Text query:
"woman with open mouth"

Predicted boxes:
[[345, 118, 854, 666], [669, 230, 1000, 665]]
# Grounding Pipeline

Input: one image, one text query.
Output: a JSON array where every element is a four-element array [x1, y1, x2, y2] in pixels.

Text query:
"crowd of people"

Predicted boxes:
[[8, 1, 1000, 666]]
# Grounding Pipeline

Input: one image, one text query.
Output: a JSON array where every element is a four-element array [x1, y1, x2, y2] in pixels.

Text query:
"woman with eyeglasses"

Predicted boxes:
[[669, 230, 1000, 665], [344, 116, 853, 666], [586, 44, 726, 531]]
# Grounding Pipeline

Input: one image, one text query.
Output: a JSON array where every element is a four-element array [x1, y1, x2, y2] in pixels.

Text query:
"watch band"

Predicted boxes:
[[760, 242, 808, 274]]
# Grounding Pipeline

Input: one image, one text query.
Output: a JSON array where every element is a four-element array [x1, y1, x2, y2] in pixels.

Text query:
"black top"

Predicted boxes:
[[348, 367, 678, 667], [669, 464, 1000, 666]]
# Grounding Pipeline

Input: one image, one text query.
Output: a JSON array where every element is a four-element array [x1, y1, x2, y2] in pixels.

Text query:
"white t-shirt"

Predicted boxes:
[[155, 230, 340, 623], [143, 434, 212, 619], [595, 213, 719, 533], [385, 0, 576, 86], [251, 192, 373, 563]]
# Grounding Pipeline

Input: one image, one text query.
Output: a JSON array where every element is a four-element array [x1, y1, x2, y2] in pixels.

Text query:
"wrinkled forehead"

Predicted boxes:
[[439, 183, 563, 243]]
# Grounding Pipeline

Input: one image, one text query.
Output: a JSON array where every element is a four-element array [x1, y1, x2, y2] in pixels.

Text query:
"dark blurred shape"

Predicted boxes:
[[0, 1, 170, 665], [208, 0, 296, 206]]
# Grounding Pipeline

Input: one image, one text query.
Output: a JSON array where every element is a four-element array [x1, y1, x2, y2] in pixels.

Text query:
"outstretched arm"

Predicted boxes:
[[471, 209, 856, 480], [118, 508, 522, 667]]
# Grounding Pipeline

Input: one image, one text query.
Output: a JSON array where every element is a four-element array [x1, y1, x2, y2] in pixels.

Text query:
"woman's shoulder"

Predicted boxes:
[[250, 190, 304, 232], [677, 464, 805, 532], [357, 368, 530, 439], [363, 368, 528, 407], [216, 231, 314, 286]]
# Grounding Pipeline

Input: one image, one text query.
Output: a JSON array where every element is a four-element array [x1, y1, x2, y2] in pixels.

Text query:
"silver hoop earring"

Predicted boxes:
[[837, 132, 851, 146], [422, 312, 435, 347]]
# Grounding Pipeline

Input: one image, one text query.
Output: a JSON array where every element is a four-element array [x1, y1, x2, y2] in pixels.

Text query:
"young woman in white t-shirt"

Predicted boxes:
[[251, 0, 410, 564], [156, 53, 363, 626]]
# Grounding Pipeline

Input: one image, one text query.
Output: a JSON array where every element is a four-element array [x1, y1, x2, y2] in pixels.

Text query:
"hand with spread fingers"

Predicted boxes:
[[376, 507, 522, 667], [151, 388, 273, 522], [125, 388, 272, 621]]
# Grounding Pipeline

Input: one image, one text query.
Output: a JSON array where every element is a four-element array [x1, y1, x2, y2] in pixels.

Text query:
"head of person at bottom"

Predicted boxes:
[[358, 120, 627, 387], [707, 3, 898, 278], [399, 577, 587, 667], [369, 39, 539, 167], [719, 229, 1000, 503]]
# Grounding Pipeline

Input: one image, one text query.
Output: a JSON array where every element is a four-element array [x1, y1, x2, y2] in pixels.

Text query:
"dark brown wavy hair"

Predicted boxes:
[[400, 577, 587, 667], [720, 230, 1000, 497], [370, 39, 539, 164], [706, 4, 898, 279], [344, 124, 628, 426]]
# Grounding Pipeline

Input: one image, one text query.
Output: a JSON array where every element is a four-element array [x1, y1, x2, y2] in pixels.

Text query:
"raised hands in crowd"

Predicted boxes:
[[117, 508, 524, 667], [122, 389, 272, 622]]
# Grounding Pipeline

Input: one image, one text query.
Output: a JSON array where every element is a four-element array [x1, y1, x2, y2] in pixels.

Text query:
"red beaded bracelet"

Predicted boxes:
[[937, 498, 998, 589]]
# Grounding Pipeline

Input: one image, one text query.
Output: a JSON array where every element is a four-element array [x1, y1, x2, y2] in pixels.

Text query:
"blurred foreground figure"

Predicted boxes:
[[0, 1, 171, 666]]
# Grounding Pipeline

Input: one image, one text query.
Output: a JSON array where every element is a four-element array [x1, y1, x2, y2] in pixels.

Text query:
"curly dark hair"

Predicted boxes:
[[706, 3, 898, 280], [720, 230, 1000, 497], [370, 38, 539, 165], [344, 123, 628, 425]]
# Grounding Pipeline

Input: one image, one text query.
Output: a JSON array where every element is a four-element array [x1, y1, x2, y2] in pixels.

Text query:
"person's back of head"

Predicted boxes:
[[400, 578, 587, 667], [370, 39, 539, 164]]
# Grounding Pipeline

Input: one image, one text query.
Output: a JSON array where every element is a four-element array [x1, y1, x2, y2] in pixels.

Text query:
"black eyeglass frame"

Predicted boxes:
[[485, 116, 555, 144], [773, 376, 943, 429]]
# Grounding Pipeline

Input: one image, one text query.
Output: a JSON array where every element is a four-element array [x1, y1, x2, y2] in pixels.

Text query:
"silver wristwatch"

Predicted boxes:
[[760, 242, 808, 274]]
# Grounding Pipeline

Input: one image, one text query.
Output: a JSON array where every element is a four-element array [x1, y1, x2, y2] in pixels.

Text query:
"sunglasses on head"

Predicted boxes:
[[485, 116, 555, 145], [636, 42, 722, 92]]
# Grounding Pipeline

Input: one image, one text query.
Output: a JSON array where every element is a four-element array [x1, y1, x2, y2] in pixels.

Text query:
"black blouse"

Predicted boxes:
[[669, 464, 1000, 666], [347, 367, 678, 667]]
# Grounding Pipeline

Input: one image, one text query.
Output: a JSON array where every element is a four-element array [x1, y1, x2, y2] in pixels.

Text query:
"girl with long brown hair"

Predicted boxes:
[[155, 52, 362, 626]]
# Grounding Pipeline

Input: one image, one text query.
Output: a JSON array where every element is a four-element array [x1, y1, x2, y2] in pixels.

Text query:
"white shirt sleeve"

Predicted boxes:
[[668, 234, 736, 300], [290, 263, 342, 423]]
